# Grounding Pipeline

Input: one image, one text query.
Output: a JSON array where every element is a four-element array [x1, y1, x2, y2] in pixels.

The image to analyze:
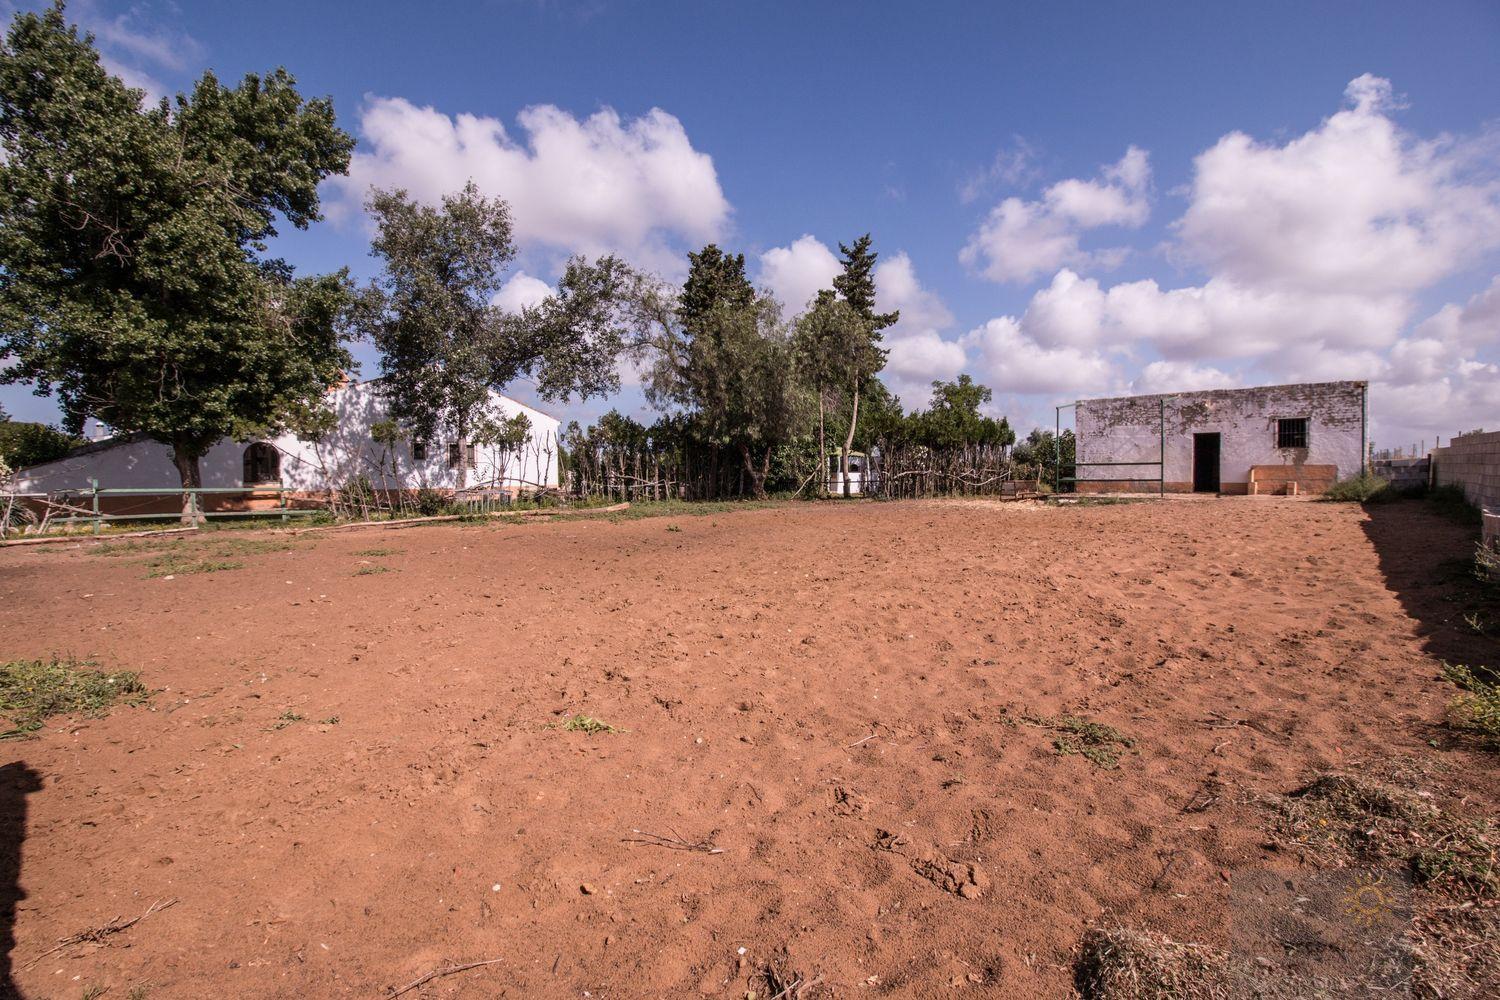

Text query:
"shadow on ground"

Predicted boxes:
[[0, 761, 41, 1000], [1359, 499, 1498, 672]]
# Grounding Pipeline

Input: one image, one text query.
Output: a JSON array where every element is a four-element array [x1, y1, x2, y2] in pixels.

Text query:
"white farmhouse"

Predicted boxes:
[[9, 379, 561, 503]]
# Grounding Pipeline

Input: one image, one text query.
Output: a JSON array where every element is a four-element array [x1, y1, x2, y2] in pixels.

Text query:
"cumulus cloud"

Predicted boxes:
[[336, 98, 730, 271], [1130, 361, 1240, 395], [960, 146, 1151, 284], [757, 235, 842, 313], [493, 272, 554, 314], [1178, 74, 1500, 295], [959, 317, 1117, 397]]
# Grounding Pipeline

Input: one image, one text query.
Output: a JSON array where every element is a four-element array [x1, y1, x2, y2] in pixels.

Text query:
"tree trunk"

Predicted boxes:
[[739, 443, 768, 500], [171, 442, 205, 526], [841, 384, 861, 497], [816, 390, 827, 498]]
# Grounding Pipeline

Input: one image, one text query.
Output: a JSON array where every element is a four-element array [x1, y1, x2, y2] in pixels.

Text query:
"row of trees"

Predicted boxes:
[[0, 3, 1051, 520]]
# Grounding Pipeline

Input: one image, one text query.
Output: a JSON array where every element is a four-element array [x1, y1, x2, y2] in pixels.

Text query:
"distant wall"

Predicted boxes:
[[1371, 456, 1430, 491], [1431, 430, 1500, 514]]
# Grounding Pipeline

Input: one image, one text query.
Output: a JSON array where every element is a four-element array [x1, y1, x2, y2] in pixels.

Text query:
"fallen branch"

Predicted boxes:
[[622, 828, 724, 853], [290, 502, 630, 536], [25, 897, 179, 968], [388, 957, 505, 997]]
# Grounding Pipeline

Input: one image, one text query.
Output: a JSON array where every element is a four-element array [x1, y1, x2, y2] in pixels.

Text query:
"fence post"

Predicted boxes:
[[280, 488, 288, 525], [91, 478, 101, 535]]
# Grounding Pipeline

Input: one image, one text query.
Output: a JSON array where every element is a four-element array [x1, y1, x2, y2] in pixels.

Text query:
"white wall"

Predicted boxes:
[[1075, 381, 1366, 491], [10, 381, 562, 493]]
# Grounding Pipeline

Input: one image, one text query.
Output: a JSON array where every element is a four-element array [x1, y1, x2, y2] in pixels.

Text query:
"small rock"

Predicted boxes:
[[580, 882, 596, 895]]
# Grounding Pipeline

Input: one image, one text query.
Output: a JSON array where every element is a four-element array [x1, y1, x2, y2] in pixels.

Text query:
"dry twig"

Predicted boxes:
[[25, 897, 179, 968], [388, 957, 505, 997], [622, 828, 724, 853]]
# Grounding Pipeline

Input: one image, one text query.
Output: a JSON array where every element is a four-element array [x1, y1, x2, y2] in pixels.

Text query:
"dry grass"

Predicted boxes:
[[1272, 771, 1499, 997], [1074, 927, 1234, 1000]]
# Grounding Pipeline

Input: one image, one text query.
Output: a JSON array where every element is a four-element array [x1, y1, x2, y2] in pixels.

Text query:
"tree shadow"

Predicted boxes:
[[0, 761, 41, 1000], [1358, 499, 1498, 672]]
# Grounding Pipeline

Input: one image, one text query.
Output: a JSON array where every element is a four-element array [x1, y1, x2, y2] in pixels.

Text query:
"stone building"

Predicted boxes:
[[1071, 381, 1367, 495]]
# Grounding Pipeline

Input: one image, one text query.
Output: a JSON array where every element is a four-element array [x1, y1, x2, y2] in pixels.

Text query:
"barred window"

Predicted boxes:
[[1277, 418, 1309, 449], [242, 443, 280, 485], [447, 442, 477, 468], [411, 441, 427, 461]]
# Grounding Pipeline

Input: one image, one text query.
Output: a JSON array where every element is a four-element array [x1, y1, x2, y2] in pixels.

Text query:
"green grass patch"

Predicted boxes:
[[354, 564, 394, 576], [601, 498, 790, 523], [1026, 714, 1136, 768], [556, 713, 623, 735], [143, 557, 243, 578], [354, 547, 403, 557], [1442, 662, 1500, 747], [0, 657, 149, 738]]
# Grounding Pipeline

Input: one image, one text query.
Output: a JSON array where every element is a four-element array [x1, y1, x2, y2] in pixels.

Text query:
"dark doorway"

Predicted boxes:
[[1193, 433, 1221, 493]]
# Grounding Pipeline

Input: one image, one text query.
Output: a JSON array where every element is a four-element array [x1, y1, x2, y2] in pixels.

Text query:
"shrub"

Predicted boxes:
[[414, 487, 452, 517], [1443, 663, 1500, 747], [1323, 472, 1389, 502]]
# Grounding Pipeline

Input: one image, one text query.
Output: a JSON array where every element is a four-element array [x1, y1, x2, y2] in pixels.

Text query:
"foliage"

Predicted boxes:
[[1013, 427, 1076, 491], [0, 4, 356, 515], [414, 487, 452, 517], [356, 185, 624, 486], [0, 656, 148, 738], [1323, 472, 1391, 502], [1443, 663, 1500, 747], [0, 417, 79, 471]]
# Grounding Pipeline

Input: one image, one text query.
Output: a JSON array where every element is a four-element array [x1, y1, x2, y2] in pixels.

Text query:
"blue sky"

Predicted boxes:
[[3, 0, 1499, 450]]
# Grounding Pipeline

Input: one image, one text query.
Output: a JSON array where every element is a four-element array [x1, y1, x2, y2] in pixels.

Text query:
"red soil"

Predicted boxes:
[[0, 497, 1494, 998]]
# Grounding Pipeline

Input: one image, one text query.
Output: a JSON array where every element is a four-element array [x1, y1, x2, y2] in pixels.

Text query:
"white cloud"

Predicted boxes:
[[959, 317, 1118, 397], [960, 146, 1151, 284], [756, 235, 841, 313], [875, 251, 954, 333], [1130, 360, 1240, 395], [70, 1, 204, 104], [1178, 74, 1500, 296], [336, 98, 730, 270], [493, 272, 554, 313], [1414, 275, 1500, 352]]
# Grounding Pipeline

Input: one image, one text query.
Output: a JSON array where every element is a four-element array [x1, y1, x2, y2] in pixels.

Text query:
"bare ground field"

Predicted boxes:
[[0, 497, 1495, 999]]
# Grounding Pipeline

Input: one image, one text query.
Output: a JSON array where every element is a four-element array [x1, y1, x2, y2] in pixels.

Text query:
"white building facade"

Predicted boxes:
[[1073, 381, 1367, 495], [10, 380, 561, 496]]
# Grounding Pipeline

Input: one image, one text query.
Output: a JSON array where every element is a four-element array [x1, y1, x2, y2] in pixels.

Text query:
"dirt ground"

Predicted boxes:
[[0, 497, 1495, 999]]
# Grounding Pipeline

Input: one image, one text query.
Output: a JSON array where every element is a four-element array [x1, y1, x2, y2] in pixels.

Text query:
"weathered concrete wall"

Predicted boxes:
[[9, 381, 562, 494], [1431, 430, 1500, 514], [1371, 456, 1430, 491], [1075, 381, 1366, 494]]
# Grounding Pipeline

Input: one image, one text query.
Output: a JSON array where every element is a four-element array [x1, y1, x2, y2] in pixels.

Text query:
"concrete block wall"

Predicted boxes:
[[1431, 430, 1500, 514]]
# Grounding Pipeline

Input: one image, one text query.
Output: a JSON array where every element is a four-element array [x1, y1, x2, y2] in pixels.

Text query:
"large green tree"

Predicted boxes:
[[914, 375, 1015, 451], [0, 3, 356, 520], [794, 290, 868, 495], [827, 235, 895, 495], [356, 184, 628, 488]]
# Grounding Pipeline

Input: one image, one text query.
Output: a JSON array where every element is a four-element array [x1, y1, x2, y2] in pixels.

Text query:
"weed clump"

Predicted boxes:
[[0, 657, 149, 738], [1028, 714, 1136, 768], [354, 564, 394, 576], [558, 714, 622, 735], [1322, 473, 1389, 503], [1442, 663, 1500, 747]]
